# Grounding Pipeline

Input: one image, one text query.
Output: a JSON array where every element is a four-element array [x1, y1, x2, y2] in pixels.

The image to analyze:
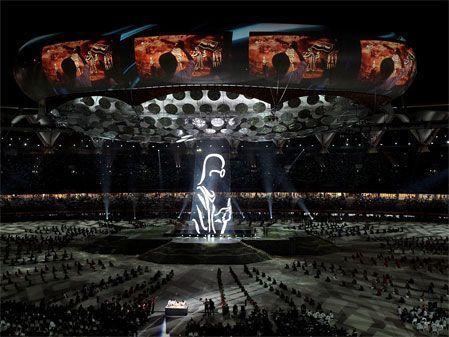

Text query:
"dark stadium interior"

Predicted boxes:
[[1, 1, 448, 337]]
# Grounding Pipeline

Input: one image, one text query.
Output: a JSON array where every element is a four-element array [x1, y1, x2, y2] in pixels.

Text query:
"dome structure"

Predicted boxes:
[[52, 90, 371, 143]]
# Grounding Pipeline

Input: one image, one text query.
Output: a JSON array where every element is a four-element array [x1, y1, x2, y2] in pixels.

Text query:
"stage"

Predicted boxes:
[[139, 236, 271, 265], [81, 220, 338, 262], [172, 236, 242, 244]]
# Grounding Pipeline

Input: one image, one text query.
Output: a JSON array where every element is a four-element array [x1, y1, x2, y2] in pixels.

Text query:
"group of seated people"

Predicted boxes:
[[0, 218, 181, 336], [185, 304, 350, 336], [398, 302, 449, 335], [0, 268, 174, 336], [1, 192, 448, 337], [216, 268, 228, 315], [229, 267, 257, 307], [61, 266, 152, 305], [382, 236, 449, 255], [0, 298, 153, 336], [296, 220, 378, 240], [1, 224, 114, 265]]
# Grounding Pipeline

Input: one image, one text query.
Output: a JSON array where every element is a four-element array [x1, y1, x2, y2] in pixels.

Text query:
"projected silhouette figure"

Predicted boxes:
[[192, 154, 232, 235]]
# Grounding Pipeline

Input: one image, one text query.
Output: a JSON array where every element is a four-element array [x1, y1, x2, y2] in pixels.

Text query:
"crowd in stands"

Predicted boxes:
[[2, 145, 448, 195], [1, 193, 447, 221], [236, 195, 448, 215]]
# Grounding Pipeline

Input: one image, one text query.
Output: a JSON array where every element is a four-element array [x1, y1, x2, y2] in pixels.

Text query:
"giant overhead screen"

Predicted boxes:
[[135, 34, 227, 83], [41, 39, 117, 93], [249, 34, 338, 81], [358, 40, 417, 94], [248, 34, 417, 96], [13, 28, 416, 102]]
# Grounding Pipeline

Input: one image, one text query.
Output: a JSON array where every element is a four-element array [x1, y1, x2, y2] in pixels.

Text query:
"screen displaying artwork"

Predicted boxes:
[[135, 35, 225, 82], [359, 40, 416, 92], [249, 34, 338, 81], [41, 39, 115, 90]]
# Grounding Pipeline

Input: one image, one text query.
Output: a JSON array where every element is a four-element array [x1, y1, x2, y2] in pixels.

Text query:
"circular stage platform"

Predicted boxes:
[[139, 237, 271, 265], [82, 224, 339, 263]]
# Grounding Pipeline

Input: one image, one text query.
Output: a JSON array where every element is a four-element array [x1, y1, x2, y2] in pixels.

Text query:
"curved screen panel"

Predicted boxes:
[[135, 34, 227, 83], [249, 34, 338, 82], [41, 39, 117, 94], [359, 40, 416, 95], [13, 26, 417, 102]]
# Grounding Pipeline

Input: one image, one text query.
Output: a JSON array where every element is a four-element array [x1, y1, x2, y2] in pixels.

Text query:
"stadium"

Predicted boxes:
[[1, 1, 448, 336]]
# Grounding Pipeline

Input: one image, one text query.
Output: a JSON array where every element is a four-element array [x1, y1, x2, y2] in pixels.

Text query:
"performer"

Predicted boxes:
[[305, 47, 316, 71], [192, 46, 203, 70], [271, 41, 308, 82], [202, 49, 208, 68], [149, 57, 157, 77], [212, 49, 222, 68], [159, 41, 195, 82], [373, 49, 407, 94], [57, 45, 91, 93], [85, 51, 98, 74], [262, 55, 270, 78], [104, 52, 113, 70], [327, 50, 337, 69]]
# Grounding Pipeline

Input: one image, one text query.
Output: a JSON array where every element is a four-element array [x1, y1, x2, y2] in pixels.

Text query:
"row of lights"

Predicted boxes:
[[3, 132, 448, 150]]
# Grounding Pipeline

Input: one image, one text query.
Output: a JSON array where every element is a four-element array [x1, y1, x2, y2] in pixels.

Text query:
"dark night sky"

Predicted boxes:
[[1, 1, 448, 107]]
